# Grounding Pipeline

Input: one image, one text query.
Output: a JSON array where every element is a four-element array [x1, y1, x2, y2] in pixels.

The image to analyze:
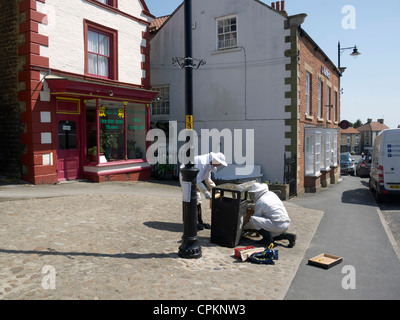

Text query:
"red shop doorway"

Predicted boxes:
[[56, 114, 81, 181]]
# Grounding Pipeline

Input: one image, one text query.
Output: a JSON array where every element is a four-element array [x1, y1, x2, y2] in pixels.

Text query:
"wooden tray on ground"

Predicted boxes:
[[308, 253, 343, 269]]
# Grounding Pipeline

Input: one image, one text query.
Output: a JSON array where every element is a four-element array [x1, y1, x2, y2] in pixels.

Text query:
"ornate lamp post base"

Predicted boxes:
[[179, 166, 202, 259]]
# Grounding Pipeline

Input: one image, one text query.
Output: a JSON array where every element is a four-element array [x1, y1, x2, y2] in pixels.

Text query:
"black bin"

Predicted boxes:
[[210, 181, 255, 248]]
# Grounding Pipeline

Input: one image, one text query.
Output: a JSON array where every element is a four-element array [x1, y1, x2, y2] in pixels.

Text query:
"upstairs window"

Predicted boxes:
[[88, 30, 110, 78], [152, 86, 170, 116], [217, 15, 238, 50], [85, 21, 118, 80], [306, 72, 311, 115], [95, 0, 117, 7]]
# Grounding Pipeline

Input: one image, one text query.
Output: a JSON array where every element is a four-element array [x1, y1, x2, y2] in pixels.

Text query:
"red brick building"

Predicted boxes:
[[296, 28, 341, 193], [0, 0, 157, 184]]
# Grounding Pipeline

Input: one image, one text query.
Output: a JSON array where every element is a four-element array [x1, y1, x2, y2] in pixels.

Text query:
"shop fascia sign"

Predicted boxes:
[[321, 66, 331, 79]]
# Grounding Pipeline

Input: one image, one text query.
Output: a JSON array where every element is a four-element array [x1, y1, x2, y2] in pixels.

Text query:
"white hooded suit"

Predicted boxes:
[[245, 183, 291, 238]]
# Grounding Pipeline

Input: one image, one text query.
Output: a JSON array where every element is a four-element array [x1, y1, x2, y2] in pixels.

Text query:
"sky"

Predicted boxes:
[[145, 0, 400, 129]]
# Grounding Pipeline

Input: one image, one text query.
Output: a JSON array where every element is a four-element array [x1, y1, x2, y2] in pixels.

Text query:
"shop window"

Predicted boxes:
[[127, 104, 147, 160], [85, 100, 147, 164], [100, 103, 125, 161], [305, 134, 315, 176], [306, 130, 338, 176]]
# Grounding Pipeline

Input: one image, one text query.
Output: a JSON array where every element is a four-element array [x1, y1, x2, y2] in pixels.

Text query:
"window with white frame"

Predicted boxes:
[[315, 132, 321, 174], [321, 134, 327, 170], [325, 132, 331, 169], [306, 72, 311, 115], [152, 86, 170, 116], [330, 131, 338, 166], [217, 15, 237, 50], [305, 134, 315, 176], [306, 129, 338, 176]]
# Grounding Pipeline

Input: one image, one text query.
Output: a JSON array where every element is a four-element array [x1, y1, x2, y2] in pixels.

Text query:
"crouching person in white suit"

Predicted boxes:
[[244, 183, 296, 247]]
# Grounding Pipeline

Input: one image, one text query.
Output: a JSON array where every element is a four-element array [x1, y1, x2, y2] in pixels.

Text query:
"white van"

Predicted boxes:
[[369, 129, 400, 202]]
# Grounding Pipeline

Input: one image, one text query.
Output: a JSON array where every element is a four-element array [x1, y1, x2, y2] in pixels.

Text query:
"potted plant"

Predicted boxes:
[[103, 134, 118, 159], [127, 140, 136, 159], [156, 162, 175, 180], [87, 146, 105, 163], [135, 146, 143, 159], [265, 180, 289, 201]]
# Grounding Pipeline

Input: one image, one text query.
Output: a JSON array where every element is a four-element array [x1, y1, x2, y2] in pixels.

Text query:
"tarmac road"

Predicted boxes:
[[285, 175, 400, 300]]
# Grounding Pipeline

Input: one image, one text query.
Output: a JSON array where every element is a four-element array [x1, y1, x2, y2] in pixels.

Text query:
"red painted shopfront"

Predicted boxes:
[[46, 76, 157, 183]]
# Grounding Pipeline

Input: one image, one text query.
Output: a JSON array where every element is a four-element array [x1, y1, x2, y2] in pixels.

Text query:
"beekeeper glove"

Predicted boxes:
[[205, 178, 216, 190], [197, 182, 212, 199]]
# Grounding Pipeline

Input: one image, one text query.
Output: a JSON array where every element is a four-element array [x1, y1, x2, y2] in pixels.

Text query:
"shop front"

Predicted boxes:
[[47, 76, 157, 183]]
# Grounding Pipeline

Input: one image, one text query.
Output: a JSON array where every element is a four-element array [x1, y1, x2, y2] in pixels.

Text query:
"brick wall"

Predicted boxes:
[[0, 0, 21, 178], [297, 32, 341, 192]]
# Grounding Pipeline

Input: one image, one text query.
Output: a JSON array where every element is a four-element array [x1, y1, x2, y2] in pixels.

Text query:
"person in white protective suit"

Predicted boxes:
[[180, 152, 227, 230], [244, 183, 296, 247]]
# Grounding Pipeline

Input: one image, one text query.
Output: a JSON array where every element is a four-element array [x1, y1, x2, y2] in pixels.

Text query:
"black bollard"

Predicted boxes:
[[178, 166, 201, 259]]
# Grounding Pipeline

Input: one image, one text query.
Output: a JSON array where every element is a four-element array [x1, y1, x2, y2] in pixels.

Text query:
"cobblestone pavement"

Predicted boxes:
[[0, 180, 323, 300]]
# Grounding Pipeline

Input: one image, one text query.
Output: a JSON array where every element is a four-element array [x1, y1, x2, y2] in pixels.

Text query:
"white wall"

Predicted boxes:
[[151, 0, 292, 182], [37, 0, 150, 85]]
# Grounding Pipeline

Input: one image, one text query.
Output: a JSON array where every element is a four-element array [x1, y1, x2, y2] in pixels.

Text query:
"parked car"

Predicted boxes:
[[356, 157, 371, 177], [369, 129, 400, 202], [340, 153, 356, 176]]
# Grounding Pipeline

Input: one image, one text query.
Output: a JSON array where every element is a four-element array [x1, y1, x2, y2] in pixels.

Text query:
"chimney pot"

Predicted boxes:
[[271, 2, 275, 9], [281, 1, 285, 11], [276, 1, 280, 11]]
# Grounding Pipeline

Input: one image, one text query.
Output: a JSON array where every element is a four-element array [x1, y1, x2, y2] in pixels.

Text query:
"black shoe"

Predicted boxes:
[[197, 223, 204, 230], [287, 233, 296, 248], [256, 229, 273, 246], [273, 232, 297, 248]]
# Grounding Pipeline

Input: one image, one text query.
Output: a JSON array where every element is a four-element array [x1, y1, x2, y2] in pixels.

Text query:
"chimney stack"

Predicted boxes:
[[367, 119, 372, 124], [271, 1, 285, 12], [377, 119, 384, 124]]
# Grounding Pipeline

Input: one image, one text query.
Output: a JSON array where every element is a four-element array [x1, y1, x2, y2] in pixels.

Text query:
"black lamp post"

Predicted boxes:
[[178, 0, 202, 259], [338, 41, 361, 72]]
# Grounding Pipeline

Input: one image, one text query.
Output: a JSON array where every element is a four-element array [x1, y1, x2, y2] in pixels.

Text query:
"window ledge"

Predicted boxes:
[[86, 159, 146, 167], [211, 47, 241, 55], [84, 160, 151, 175], [317, 117, 324, 122], [305, 172, 322, 178], [305, 115, 313, 121]]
